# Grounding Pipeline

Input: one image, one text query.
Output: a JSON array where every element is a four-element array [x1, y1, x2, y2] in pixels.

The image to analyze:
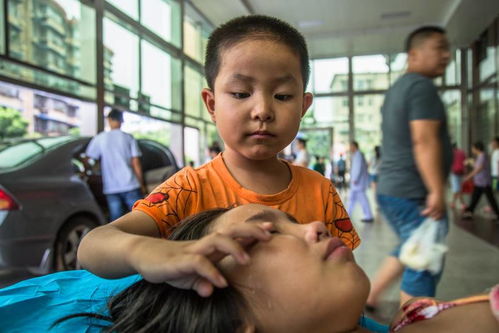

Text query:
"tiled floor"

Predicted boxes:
[[348, 189, 499, 324]]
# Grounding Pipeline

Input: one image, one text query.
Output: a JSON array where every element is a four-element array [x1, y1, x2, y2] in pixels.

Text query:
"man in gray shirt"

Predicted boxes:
[[366, 26, 452, 309]]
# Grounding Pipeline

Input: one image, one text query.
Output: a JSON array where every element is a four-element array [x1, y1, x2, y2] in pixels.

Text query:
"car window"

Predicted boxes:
[[0, 136, 74, 170], [0, 142, 44, 169]]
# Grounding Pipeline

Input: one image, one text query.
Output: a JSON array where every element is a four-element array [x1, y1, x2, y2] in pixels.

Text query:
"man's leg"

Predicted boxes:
[[358, 190, 373, 220], [366, 256, 404, 307], [105, 193, 124, 222], [483, 185, 499, 217], [123, 189, 143, 211], [347, 189, 358, 216], [466, 186, 484, 213]]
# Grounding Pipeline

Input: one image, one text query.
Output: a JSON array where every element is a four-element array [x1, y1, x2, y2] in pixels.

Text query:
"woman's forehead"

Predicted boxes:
[[214, 204, 288, 228]]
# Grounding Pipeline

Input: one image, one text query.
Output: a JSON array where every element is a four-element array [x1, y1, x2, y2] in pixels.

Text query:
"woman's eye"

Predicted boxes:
[[231, 92, 250, 99], [269, 229, 280, 234], [275, 94, 292, 101]]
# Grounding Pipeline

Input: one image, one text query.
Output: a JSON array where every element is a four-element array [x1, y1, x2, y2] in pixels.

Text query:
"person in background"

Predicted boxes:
[[85, 109, 146, 222], [347, 141, 373, 223], [312, 155, 326, 175], [450, 143, 466, 209], [335, 153, 347, 190], [463, 141, 499, 220], [367, 26, 453, 309], [208, 141, 222, 160], [368, 145, 381, 192], [293, 137, 310, 168]]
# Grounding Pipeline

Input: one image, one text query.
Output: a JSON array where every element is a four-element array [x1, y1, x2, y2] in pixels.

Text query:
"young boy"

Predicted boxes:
[[78, 15, 359, 296]]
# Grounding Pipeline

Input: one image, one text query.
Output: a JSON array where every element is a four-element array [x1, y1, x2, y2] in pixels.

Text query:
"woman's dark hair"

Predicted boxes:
[[473, 141, 485, 152], [54, 208, 253, 332], [205, 15, 310, 91]]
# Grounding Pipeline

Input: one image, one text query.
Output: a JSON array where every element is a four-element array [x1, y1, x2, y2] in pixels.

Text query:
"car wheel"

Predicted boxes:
[[54, 216, 98, 271]]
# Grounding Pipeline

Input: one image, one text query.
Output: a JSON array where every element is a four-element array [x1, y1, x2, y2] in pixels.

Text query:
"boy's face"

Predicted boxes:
[[202, 39, 313, 161]]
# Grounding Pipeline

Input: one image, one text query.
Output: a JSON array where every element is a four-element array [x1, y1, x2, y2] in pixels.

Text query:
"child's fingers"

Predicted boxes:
[[193, 278, 215, 297], [193, 234, 251, 264], [188, 255, 228, 289], [221, 222, 273, 241]]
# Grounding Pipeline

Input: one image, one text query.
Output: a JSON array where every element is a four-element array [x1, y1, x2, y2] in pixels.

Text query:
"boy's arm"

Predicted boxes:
[[77, 210, 161, 278]]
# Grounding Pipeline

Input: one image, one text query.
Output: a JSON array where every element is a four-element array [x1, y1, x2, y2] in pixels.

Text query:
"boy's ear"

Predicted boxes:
[[201, 88, 216, 123], [301, 92, 313, 117]]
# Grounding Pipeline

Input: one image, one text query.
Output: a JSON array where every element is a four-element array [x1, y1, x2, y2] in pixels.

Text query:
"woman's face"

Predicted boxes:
[[212, 204, 370, 333]]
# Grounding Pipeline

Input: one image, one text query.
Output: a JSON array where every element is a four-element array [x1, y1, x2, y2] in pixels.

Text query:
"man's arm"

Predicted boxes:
[[132, 156, 147, 194], [410, 119, 445, 219]]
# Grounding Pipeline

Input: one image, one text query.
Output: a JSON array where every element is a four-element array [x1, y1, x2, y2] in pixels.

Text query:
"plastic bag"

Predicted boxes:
[[399, 218, 448, 274]]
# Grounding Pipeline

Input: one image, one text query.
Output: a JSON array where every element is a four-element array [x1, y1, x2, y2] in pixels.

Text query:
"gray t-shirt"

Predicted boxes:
[[378, 73, 452, 199]]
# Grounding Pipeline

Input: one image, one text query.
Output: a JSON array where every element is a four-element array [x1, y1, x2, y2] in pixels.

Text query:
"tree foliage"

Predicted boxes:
[[0, 106, 29, 140]]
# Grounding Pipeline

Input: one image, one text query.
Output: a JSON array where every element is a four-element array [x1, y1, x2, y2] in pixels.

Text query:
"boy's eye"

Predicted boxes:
[[231, 92, 250, 99], [275, 94, 292, 101]]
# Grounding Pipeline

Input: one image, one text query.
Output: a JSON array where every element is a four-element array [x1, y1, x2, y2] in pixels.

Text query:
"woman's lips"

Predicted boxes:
[[324, 238, 351, 260]]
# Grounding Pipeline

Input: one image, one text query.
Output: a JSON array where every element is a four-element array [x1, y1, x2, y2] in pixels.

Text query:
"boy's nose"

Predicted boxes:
[[252, 96, 274, 122], [304, 221, 331, 243]]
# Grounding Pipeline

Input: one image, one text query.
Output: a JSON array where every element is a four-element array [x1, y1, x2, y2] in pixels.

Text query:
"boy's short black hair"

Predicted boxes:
[[405, 26, 446, 52], [107, 109, 124, 122], [205, 15, 310, 91]]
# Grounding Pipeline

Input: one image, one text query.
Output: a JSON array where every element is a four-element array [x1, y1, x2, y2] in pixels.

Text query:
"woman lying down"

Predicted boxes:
[[0, 204, 498, 332]]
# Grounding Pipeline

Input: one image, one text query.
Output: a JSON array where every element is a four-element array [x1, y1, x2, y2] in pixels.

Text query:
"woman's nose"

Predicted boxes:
[[304, 221, 331, 243]]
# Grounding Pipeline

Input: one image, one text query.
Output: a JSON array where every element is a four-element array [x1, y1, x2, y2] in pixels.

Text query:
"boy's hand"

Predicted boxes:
[[129, 222, 273, 297]]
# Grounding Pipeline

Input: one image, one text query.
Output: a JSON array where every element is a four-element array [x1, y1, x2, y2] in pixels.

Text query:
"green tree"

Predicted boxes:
[[0, 107, 29, 140]]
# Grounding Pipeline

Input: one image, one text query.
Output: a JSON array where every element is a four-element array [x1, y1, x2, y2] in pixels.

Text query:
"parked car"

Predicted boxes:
[[0, 136, 179, 274]]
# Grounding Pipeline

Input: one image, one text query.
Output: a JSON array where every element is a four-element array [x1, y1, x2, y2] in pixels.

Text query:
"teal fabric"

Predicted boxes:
[[0, 270, 140, 332], [359, 316, 389, 333]]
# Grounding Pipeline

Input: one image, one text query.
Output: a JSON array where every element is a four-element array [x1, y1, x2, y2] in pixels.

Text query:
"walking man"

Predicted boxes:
[[347, 141, 373, 223], [367, 26, 453, 308], [86, 109, 146, 221]]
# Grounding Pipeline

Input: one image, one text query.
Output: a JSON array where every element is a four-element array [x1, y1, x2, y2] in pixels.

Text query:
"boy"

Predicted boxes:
[[78, 15, 359, 295]]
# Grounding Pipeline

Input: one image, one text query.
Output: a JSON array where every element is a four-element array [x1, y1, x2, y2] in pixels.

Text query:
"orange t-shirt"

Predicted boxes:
[[133, 154, 360, 249]]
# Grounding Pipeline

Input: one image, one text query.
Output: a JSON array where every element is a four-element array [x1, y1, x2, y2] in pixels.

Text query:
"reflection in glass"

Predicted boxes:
[[7, 0, 96, 83], [445, 50, 461, 86], [354, 94, 383, 160], [106, 0, 138, 20], [141, 0, 180, 48], [478, 88, 496, 143], [390, 53, 407, 84], [352, 55, 389, 90], [442, 90, 462, 145], [0, 81, 95, 139], [142, 40, 181, 112], [480, 46, 496, 83], [310, 97, 349, 156], [184, 65, 203, 118], [104, 17, 139, 100], [312, 58, 348, 93]]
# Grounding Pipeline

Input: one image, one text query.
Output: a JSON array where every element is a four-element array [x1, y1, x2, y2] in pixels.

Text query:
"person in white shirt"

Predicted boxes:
[[293, 138, 310, 168]]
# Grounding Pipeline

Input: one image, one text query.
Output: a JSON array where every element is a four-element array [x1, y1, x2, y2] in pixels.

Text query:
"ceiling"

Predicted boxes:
[[190, 0, 499, 58]]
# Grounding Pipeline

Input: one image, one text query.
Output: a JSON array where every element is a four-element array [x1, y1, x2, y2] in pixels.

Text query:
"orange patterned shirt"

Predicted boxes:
[[133, 154, 360, 249]]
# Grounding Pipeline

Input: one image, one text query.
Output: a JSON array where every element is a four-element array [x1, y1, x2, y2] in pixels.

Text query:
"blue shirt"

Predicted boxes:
[[86, 129, 141, 194]]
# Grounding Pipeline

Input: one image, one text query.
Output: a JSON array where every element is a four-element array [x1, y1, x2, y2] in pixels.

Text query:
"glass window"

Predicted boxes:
[[390, 53, 407, 84], [479, 46, 496, 82], [141, 39, 181, 112], [445, 50, 461, 86], [184, 64, 203, 118], [8, 0, 96, 84], [184, 2, 212, 63], [106, 0, 138, 20], [141, 0, 181, 48], [354, 94, 383, 158], [353, 55, 389, 91], [0, 81, 96, 139], [478, 88, 496, 143], [0, 0, 4, 54], [310, 96, 349, 155], [312, 58, 349, 93], [442, 90, 462, 145], [104, 16, 139, 102], [467, 49, 473, 89]]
